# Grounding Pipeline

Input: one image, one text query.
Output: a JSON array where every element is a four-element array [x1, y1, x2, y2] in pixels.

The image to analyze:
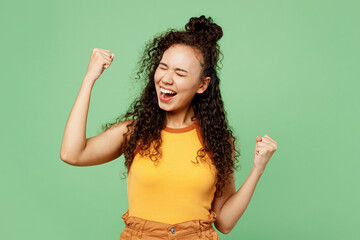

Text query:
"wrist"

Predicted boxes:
[[252, 165, 264, 176], [83, 75, 96, 85], [82, 76, 96, 87]]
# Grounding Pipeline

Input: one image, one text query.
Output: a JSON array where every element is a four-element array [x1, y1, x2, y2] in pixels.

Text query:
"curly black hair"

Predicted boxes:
[[101, 15, 241, 198]]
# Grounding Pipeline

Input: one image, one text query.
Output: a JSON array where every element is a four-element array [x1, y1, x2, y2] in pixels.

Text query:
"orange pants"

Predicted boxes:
[[120, 209, 220, 240]]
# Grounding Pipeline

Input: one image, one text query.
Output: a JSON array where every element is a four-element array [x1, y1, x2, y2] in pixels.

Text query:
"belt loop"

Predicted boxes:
[[197, 220, 202, 238], [138, 219, 147, 238]]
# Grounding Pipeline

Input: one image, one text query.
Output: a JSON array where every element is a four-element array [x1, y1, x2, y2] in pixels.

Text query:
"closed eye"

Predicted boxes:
[[159, 67, 186, 77]]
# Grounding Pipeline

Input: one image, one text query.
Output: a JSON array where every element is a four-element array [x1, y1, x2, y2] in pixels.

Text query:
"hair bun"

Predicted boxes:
[[185, 15, 223, 43]]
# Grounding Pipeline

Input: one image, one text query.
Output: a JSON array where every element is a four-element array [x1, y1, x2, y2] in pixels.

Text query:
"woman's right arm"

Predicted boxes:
[[60, 48, 133, 166]]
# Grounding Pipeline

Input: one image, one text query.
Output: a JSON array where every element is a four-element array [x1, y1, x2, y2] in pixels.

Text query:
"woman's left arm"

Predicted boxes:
[[219, 134, 278, 234]]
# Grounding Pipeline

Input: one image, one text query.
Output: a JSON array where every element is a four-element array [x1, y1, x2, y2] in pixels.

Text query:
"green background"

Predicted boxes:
[[1, 0, 359, 239]]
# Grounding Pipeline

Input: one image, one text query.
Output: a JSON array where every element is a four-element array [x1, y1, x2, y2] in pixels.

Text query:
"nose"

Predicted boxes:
[[161, 71, 174, 85]]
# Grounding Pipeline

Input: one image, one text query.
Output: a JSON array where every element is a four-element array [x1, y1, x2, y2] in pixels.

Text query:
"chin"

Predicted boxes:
[[158, 102, 172, 112]]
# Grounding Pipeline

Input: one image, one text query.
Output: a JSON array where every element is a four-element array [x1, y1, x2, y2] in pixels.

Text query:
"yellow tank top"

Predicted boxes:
[[126, 118, 218, 224]]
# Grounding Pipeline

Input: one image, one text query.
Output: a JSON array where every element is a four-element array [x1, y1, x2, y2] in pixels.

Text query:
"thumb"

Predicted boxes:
[[256, 136, 262, 142]]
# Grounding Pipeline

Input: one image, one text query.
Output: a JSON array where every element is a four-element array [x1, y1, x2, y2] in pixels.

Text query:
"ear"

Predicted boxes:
[[196, 76, 211, 94]]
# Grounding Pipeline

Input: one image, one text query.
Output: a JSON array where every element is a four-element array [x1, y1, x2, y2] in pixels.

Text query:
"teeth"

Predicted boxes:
[[160, 87, 176, 95]]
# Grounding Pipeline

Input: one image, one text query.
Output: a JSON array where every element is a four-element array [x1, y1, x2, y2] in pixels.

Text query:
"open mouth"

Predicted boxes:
[[159, 87, 177, 101]]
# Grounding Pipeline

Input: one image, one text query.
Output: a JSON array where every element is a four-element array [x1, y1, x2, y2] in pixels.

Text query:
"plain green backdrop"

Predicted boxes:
[[1, 0, 359, 239]]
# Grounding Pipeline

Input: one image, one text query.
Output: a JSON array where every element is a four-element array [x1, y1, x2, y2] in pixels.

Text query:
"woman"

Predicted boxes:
[[60, 15, 278, 239]]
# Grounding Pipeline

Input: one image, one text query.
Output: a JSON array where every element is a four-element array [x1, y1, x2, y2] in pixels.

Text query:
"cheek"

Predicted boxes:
[[154, 69, 162, 81], [154, 71, 159, 83], [178, 81, 197, 93]]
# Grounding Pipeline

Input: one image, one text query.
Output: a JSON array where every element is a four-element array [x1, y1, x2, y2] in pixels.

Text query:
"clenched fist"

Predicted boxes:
[[253, 135, 278, 174], [84, 48, 115, 82]]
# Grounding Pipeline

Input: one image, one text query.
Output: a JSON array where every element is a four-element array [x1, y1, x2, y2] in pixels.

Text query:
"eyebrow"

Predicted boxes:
[[159, 62, 189, 73]]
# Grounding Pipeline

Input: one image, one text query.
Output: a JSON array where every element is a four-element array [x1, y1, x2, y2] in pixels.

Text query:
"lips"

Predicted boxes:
[[160, 86, 177, 93], [158, 87, 177, 102]]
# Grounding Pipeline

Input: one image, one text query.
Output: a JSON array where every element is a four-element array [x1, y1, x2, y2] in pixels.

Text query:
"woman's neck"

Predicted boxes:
[[165, 105, 196, 128]]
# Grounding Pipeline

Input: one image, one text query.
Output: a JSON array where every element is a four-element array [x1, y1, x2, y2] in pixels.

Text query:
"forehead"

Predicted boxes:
[[161, 44, 203, 70]]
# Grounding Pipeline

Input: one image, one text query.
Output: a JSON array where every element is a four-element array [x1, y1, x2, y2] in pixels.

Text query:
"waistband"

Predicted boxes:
[[121, 209, 217, 239]]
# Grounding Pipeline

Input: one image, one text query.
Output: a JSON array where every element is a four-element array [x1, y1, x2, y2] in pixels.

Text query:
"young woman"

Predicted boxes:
[[60, 15, 278, 240]]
